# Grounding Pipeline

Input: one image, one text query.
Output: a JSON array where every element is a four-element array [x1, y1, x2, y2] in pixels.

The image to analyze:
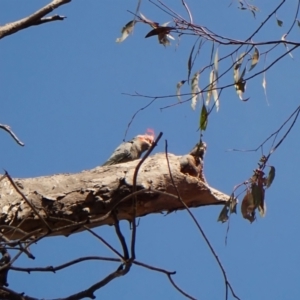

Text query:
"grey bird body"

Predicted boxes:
[[102, 135, 154, 166]]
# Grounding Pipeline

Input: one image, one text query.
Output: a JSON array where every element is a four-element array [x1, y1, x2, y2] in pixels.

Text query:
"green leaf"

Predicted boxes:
[[249, 47, 259, 71], [266, 166, 275, 188], [297, 19, 300, 27], [241, 191, 255, 223], [200, 104, 208, 131]]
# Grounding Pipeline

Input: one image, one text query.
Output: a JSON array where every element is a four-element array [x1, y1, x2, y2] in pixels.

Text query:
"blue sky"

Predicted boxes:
[[1, 1, 300, 299]]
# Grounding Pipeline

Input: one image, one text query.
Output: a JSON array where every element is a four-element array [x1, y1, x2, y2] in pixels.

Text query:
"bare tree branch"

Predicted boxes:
[[0, 124, 24, 146], [0, 153, 228, 241], [0, 0, 71, 39]]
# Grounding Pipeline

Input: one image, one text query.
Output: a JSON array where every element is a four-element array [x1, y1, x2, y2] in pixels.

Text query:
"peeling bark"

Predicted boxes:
[[0, 153, 229, 240]]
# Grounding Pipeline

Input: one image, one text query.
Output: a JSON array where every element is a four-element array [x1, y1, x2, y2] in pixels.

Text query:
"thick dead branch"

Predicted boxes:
[[0, 153, 229, 240], [0, 0, 71, 39]]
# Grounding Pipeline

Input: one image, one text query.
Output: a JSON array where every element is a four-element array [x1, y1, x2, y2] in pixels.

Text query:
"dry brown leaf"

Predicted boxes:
[[241, 191, 255, 223]]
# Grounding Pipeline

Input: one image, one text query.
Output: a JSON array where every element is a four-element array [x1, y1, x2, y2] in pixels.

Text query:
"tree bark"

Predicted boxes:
[[0, 153, 229, 240]]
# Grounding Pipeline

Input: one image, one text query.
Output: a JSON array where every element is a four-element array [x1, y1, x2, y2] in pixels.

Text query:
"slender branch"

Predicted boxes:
[[11, 256, 120, 273], [0, 233, 48, 272], [246, 0, 286, 41], [133, 260, 175, 275], [164, 140, 240, 300], [83, 227, 124, 260], [123, 97, 157, 141], [0, 124, 24, 146], [229, 105, 300, 163], [130, 132, 163, 260], [135, 259, 196, 300], [112, 213, 129, 260], [50, 263, 132, 300], [167, 274, 196, 300]]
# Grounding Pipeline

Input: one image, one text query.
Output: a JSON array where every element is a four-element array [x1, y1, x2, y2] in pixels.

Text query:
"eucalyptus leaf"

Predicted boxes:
[[200, 104, 208, 130], [249, 47, 259, 71], [266, 166, 275, 188], [191, 72, 200, 110]]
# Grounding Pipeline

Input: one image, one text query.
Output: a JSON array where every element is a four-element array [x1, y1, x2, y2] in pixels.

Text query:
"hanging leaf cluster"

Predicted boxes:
[[240, 165, 275, 223], [218, 155, 275, 224], [116, 13, 175, 46], [237, 0, 259, 18]]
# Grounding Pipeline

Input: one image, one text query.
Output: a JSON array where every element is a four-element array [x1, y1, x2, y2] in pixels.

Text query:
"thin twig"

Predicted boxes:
[[164, 140, 240, 300], [83, 226, 124, 260], [112, 212, 129, 260], [50, 263, 132, 300], [123, 97, 157, 141], [229, 105, 300, 163], [11, 256, 120, 273], [130, 132, 163, 259], [167, 274, 196, 300], [134, 260, 196, 299]]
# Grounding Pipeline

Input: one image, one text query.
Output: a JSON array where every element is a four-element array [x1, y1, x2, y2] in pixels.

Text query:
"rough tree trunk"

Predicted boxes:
[[0, 153, 229, 240]]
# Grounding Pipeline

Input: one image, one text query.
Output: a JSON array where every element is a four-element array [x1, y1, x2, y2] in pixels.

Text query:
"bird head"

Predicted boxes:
[[143, 128, 155, 144], [136, 129, 155, 151]]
